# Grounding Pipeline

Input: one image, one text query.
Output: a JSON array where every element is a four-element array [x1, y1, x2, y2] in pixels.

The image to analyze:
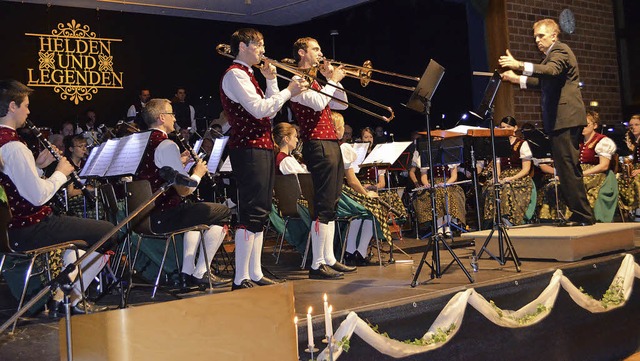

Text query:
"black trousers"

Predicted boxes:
[[8, 214, 116, 252], [229, 148, 274, 233], [550, 126, 594, 222], [302, 140, 344, 223], [150, 201, 231, 234]]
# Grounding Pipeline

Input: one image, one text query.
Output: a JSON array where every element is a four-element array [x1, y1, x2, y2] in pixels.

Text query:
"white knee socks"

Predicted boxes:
[[193, 225, 226, 279], [63, 249, 109, 306], [324, 221, 337, 266], [234, 228, 254, 285], [356, 220, 374, 257], [310, 220, 327, 270], [181, 230, 200, 276], [345, 219, 363, 254], [249, 231, 264, 281]]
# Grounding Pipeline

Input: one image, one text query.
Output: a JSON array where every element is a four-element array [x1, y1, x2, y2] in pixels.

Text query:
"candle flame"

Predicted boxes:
[[328, 305, 332, 313], [308, 306, 313, 314]]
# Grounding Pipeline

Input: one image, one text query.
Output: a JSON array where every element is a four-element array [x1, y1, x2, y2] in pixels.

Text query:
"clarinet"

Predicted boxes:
[[25, 120, 96, 202], [173, 130, 215, 184]]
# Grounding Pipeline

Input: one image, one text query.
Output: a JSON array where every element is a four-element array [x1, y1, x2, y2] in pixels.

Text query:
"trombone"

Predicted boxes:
[[281, 57, 420, 92], [216, 44, 394, 122]]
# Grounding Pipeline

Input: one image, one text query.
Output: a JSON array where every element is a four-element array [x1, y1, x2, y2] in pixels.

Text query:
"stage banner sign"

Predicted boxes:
[[25, 19, 124, 104]]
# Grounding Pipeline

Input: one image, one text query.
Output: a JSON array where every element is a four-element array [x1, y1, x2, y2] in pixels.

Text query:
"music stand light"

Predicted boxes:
[[406, 60, 474, 287]]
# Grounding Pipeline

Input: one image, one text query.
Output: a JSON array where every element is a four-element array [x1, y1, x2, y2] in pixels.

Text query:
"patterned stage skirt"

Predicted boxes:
[[619, 164, 640, 213], [412, 185, 466, 225], [482, 168, 536, 225], [538, 165, 618, 223]]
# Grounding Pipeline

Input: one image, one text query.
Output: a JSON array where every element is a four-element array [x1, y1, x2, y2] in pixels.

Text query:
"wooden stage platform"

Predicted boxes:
[[2, 225, 640, 360], [459, 222, 640, 262]]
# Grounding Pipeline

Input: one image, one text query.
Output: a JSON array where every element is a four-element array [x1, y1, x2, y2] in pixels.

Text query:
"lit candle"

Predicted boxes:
[[323, 293, 330, 337], [307, 307, 314, 348], [327, 305, 334, 338], [294, 316, 300, 359]]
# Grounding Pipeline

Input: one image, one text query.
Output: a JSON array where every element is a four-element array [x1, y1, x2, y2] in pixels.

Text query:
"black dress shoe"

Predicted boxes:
[[71, 301, 108, 314], [47, 299, 63, 318], [353, 251, 376, 266], [309, 264, 344, 280], [231, 279, 254, 290], [329, 261, 356, 273], [558, 219, 595, 227], [189, 272, 232, 288], [253, 276, 282, 286]]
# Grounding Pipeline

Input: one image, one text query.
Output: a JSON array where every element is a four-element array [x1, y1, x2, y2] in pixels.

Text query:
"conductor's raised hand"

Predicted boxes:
[[500, 70, 519, 84], [498, 49, 521, 70], [288, 78, 309, 97], [260, 58, 277, 80]]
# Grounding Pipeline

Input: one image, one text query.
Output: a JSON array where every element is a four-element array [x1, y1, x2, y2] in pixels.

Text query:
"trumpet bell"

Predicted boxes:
[[359, 60, 373, 87]]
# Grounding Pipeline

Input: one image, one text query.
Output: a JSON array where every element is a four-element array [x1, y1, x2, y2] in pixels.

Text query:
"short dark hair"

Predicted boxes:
[[0, 80, 33, 117], [292, 37, 316, 63], [230, 28, 263, 57]]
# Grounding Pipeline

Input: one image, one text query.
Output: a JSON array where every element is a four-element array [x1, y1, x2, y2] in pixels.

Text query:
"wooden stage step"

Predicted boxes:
[[459, 223, 640, 261]]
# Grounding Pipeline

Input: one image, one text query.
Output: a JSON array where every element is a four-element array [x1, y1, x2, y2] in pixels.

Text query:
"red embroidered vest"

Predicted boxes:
[[135, 130, 182, 211], [289, 80, 338, 142], [0, 127, 52, 228], [220, 63, 274, 150], [498, 138, 525, 170], [579, 133, 606, 165]]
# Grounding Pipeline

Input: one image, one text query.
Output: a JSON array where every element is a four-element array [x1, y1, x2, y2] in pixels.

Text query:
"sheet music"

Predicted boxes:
[[351, 142, 370, 173], [105, 132, 152, 177], [192, 139, 203, 154], [79, 143, 105, 178], [360, 142, 411, 171], [208, 136, 229, 173], [79, 132, 151, 177], [219, 156, 232, 172]]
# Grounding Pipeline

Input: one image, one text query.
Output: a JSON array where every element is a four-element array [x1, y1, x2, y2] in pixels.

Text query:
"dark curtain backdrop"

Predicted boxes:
[[0, 0, 475, 139]]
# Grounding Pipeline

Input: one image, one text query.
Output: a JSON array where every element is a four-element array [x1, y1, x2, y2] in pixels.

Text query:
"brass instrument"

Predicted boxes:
[[216, 44, 394, 122], [281, 57, 420, 92]]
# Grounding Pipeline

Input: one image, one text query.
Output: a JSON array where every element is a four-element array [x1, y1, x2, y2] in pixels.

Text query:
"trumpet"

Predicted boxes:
[[281, 57, 420, 92], [216, 44, 394, 122]]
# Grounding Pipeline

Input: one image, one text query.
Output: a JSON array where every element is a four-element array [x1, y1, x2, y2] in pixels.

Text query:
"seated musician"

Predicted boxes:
[[63, 134, 102, 219], [1, 80, 114, 314], [410, 140, 466, 236], [135, 98, 232, 288], [482, 116, 536, 226], [576, 111, 618, 222], [618, 114, 640, 221], [332, 112, 390, 266], [357, 127, 407, 220]]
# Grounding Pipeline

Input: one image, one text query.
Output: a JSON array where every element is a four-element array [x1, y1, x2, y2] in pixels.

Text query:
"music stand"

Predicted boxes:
[[407, 60, 473, 287], [469, 71, 521, 272]]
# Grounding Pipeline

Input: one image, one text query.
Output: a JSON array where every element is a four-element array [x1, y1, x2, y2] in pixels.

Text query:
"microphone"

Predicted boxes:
[[159, 166, 198, 187]]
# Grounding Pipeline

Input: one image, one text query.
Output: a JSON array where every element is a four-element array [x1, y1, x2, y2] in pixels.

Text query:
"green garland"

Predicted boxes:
[[489, 300, 550, 325], [580, 277, 626, 309], [366, 319, 457, 347]]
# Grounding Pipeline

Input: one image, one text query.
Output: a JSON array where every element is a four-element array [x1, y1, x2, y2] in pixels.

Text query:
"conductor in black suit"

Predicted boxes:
[[499, 18, 594, 226]]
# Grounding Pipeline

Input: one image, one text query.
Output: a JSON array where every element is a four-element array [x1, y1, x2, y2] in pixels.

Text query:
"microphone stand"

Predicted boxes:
[[0, 178, 180, 359]]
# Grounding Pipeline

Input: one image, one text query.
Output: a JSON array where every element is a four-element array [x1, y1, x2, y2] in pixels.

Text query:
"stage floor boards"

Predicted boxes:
[[1, 230, 639, 360]]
